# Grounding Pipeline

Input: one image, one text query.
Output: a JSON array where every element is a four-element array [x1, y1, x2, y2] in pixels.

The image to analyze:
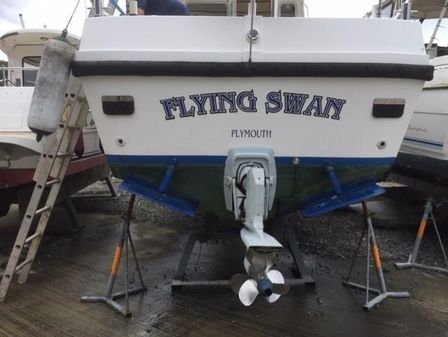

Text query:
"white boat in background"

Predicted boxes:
[[400, 55, 448, 160], [0, 29, 109, 217], [394, 57, 448, 190], [390, 0, 448, 192]]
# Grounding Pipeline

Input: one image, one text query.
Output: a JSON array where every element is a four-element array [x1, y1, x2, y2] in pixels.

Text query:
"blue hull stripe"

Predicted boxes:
[[403, 137, 443, 148], [106, 155, 395, 167]]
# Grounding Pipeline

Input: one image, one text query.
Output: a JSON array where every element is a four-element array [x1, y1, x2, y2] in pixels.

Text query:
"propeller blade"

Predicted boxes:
[[266, 269, 284, 283], [239, 279, 259, 306], [243, 257, 251, 274], [230, 273, 250, 294], [246, 250, 267, 275], [267, 269, 290, 295], [271, 283, 290, 295], [246, 250, 274, 275], [244, 255, 273, 274], [266, 293, 281, 304]]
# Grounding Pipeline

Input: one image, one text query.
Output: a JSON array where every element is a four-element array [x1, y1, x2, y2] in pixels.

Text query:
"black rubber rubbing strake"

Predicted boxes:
[[72, 61, 434, 81]]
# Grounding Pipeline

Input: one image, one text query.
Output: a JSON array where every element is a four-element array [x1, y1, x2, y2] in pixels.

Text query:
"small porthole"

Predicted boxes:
[[102, 95, 134, 115]]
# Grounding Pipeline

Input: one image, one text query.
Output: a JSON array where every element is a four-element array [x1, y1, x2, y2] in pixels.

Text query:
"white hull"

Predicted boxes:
[[0, 85, 102, 171], [400, 56, 448, 161], [75, 16, 429, 162], [81, 76, 422, 161], [72, 15, 431, 217]]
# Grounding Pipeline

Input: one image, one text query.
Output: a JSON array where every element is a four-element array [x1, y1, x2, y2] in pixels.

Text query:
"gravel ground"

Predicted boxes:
[[74, 179, 448, 269], [292, 210, 448, 266]]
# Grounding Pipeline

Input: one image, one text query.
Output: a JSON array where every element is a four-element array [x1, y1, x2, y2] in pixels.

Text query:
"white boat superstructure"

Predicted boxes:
[[74, 15, 430, 167]]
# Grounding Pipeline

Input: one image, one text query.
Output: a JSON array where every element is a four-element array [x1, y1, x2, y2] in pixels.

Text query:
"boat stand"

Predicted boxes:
[[171, 222, 315, 290], [343, 201, 410, 311], [81, 194, 147, 317], [395, 199, 448, 274]]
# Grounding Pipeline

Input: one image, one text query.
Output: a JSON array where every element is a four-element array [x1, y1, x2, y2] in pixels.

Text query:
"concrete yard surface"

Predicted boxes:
[[0, 201, 447, 337]]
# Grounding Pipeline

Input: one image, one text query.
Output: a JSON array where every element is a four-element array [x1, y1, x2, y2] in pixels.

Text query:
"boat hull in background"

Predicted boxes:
[[395, 55, 448, 191]]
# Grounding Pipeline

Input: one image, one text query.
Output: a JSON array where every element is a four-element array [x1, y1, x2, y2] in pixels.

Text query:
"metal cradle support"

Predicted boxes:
[[81, 194, 147, 317], [171, 222, 315, 290], [395, 199, 448, 274], [343, 201, 410, 311], [119, 162, 198, 217], [301, 165, 385, 218]]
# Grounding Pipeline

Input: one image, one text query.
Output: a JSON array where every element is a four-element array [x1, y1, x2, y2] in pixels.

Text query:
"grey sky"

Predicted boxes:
[[0, 0, 90, 38], [0, 0, 378, 36], [0, 0, 33, 26]]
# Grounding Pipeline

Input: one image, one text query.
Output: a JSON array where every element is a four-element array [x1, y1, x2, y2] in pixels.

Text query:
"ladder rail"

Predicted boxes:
[[17, 98, 89, 283], [0, 135, 64, 300]]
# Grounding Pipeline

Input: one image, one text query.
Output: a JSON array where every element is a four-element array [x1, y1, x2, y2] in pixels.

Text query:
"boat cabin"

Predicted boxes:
[[184, 0, 304, 17], [0, 30, 78, 132], [0, 29, 78, 87]]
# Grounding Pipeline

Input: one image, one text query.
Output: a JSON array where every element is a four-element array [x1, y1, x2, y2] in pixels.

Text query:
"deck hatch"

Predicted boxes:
[[372, 98, 405, 118], [102, 95, 134, 115]]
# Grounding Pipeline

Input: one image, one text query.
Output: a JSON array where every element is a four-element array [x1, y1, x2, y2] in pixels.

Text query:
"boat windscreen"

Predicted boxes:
[[22, 56, 40, 87]]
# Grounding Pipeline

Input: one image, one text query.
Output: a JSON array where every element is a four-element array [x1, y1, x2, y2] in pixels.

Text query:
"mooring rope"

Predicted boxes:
[[63, 0, 83, 36]]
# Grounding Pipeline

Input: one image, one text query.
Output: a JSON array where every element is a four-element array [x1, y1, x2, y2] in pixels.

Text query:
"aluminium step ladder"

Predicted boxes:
[[0, 79, 89, 302]]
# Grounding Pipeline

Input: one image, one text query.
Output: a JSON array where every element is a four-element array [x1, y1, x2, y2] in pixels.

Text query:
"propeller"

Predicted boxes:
[[244, 249, 274, 275], [231, 250, 289, 306]]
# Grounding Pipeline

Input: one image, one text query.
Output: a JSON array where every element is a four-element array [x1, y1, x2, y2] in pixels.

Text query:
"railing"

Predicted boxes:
[[0, 67, 38, 87], [365, 0, 413, 19]]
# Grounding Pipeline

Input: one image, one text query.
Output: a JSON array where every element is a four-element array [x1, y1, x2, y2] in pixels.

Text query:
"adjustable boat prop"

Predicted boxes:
[[231, 250, 289, 306], [27, 0, 433, 306], [223, 148, 281, 249], [224, 148, 288, 305]]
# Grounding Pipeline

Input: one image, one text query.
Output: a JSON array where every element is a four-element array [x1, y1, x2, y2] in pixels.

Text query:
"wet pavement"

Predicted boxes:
[[0, 194, 447, 337]]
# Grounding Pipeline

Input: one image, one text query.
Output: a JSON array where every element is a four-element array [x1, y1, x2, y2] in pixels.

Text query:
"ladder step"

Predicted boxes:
[[15, 259, 33, 272], [45, 179, 60, 187], [66, 125, 82, 130], [56, 152, 71, 157], [24, 232, 41, 245], [59, 121, 82, 130], [35, 205, 51, 215]]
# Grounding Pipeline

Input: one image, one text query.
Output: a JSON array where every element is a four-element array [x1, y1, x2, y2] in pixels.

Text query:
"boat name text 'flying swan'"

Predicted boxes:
[[160, 90, 347, 121]]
